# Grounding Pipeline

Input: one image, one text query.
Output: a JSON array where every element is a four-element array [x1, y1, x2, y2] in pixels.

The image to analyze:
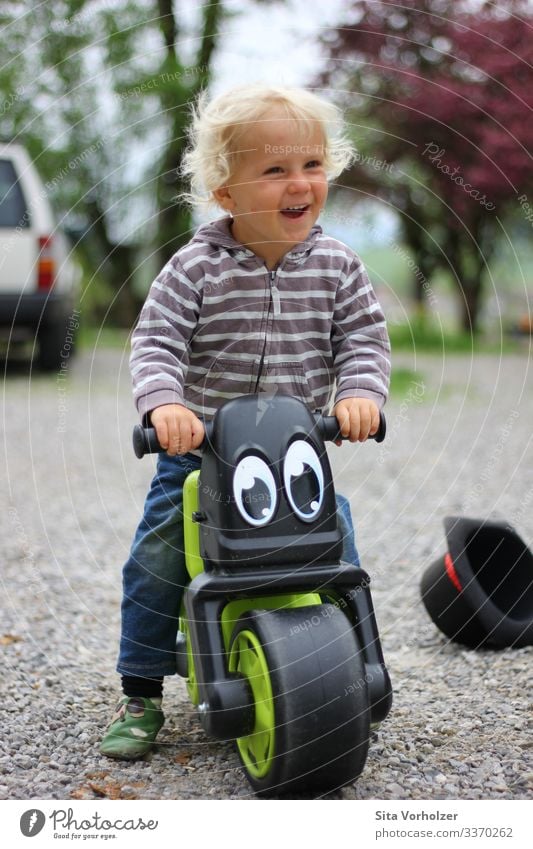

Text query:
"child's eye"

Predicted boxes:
[[305, 160, 322, 169], [264, 166, 283, 174]]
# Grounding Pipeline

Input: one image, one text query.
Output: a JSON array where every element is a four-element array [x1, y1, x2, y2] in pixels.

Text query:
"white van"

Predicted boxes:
[[0, 142, 81, 369]]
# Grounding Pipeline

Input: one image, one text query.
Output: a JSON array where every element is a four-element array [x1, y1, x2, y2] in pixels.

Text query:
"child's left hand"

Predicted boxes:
[[333, 397, 380, 444]]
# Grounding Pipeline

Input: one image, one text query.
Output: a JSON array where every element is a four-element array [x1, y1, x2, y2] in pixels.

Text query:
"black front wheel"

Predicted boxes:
[[228, 604, 370, 796], [38, 315, 74, 371]]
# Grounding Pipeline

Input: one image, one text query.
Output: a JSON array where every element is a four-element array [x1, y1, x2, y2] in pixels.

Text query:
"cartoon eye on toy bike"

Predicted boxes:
[[133, 394, 392, 796]]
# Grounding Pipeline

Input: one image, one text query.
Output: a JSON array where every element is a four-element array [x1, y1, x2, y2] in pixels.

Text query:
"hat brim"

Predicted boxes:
[[420, 517, 533, 648]]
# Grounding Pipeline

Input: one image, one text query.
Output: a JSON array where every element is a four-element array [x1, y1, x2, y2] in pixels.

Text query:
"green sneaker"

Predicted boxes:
[[99, 696, 164, 760]]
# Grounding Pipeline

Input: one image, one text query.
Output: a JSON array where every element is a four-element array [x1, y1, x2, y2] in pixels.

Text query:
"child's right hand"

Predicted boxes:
[[150, 404, 205, 455]]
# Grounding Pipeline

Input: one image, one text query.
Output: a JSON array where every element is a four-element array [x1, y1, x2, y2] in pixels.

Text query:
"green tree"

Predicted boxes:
[[0, 0, 223, 326], [319, 0, 533, 332]]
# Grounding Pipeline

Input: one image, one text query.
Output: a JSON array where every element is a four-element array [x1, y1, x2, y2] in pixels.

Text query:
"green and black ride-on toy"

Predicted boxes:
[[133, 393, 392, 796]]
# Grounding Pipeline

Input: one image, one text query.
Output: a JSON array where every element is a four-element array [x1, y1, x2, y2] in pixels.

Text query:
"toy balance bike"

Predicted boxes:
[[133, 394, 392, 796]]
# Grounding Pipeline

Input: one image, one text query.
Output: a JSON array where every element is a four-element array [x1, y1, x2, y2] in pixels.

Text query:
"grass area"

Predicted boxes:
[[390, 321, 474, 352], [78, 324, 428, 402], [79, 325, 131, 351], [388, 320, 527, 354], [79, 322, 527, 355], [389, 367, 426, 398]]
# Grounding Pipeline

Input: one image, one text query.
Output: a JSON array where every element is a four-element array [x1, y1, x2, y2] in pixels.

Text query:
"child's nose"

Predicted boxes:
[[286, 173, 312, 192]]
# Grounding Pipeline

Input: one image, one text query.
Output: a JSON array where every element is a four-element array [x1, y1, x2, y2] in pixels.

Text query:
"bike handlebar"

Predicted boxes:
[[133, 412, 386, 458], [317, 411, 386, 444], [132, 420, 214, 459]]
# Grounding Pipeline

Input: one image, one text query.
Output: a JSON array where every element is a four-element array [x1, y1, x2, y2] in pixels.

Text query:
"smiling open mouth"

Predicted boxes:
[[280, 204, 310, 219]]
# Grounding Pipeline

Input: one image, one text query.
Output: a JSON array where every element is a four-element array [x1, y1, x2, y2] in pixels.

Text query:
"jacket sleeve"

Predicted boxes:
[[129, 255, 202, 424], [331, 255, 391, 409]]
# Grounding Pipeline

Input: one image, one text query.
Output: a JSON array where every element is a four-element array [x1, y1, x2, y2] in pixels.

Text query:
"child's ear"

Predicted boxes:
[[213, 185, 235, 212]]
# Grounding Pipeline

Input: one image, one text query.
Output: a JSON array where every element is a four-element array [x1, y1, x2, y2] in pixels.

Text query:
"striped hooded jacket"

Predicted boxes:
[[130, 216, 391, 423]]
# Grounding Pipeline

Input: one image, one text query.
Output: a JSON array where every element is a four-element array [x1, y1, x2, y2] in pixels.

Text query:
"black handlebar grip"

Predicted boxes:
[[132, 422, 214, 458], [374, 412, 386, 442], [132, 425, 162, 458], [318, 412, 386, 443], [133, 414, 386, 458]]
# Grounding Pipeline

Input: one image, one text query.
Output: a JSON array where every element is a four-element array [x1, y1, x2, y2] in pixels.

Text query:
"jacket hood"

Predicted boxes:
[[190, 215, 323, 265]]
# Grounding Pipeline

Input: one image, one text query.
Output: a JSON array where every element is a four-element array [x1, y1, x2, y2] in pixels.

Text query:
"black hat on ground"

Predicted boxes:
[[420, 516, 533, 648]]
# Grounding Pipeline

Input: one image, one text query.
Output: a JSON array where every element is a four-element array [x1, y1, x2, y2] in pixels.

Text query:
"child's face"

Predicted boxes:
[[214, 110, 328, 267]]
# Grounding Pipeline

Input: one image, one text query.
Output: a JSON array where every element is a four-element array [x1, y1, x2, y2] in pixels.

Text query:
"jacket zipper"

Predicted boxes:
[[254, 268, 280, 391]]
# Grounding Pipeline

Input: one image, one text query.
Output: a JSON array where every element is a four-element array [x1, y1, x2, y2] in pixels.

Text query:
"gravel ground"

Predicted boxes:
[[1, 345, 532, 801]]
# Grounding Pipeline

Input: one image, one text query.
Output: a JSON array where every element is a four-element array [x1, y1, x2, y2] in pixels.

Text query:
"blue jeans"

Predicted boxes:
[[118, 452, 360, 677]]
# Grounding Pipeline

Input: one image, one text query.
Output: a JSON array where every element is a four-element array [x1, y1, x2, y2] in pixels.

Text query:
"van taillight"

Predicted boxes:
[[38, 236, 55, 290]]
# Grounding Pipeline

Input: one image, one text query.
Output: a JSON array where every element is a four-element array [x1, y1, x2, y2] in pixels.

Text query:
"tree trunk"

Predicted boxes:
[[459, 274, 484, 334], [452, 218, 497, 334], [400, 204, 440, 319], [155, 0, 223, 268], [78, 197, 143, 328]]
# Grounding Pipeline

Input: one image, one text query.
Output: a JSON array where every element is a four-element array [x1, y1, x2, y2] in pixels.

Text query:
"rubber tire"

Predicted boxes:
[[38, 315, 73, 371], [230, 604, 370, 797]]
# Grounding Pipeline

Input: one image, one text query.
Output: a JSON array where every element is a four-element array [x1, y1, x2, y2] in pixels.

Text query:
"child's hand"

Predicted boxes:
[[333, 398, 380, 444], [150, 404, 205, 455]]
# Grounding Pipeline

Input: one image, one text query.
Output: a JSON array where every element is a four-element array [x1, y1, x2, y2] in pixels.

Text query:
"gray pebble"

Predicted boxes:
[[386, 782, 406, 796], [2, 351, 532, 800]]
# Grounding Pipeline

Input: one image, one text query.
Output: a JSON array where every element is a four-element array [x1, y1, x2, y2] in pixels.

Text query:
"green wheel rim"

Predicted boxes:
[[229, 629, 275, 778], [184, 621, 199, 705]]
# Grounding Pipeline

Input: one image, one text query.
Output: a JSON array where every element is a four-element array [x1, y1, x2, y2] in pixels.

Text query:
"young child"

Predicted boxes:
[[100, 84, 391, 759]]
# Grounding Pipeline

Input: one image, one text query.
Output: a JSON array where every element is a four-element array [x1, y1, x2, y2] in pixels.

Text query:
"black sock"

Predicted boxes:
[[121, 675, 163, 699]]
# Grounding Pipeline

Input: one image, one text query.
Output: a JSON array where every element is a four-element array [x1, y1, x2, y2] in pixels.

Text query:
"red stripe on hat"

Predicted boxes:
[[444, 552, 463, 592]]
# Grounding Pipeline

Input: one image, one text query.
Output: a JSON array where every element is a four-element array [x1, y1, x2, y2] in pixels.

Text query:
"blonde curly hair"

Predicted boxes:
[[180, 84, 356, 210]]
